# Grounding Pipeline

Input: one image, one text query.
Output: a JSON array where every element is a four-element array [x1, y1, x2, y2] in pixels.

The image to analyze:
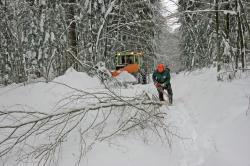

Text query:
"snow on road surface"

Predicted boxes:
[[0, 67, 250, 166]]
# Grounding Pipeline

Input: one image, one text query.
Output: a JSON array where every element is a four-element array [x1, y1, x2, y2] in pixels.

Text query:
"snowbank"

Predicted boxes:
[[53, 67, 103, 89], [0, 68, 103, 113], [115, 71, 137, 83]]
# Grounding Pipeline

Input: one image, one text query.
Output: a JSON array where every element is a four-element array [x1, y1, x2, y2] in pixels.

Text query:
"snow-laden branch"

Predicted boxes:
[[95, 0, 117, 57], [184, 10, 237, 15], [167, 9, 237, 20], [0, 100, 163, 129]]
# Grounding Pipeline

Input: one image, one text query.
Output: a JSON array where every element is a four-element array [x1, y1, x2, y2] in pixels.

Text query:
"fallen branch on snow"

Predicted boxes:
[[0, 82, 171, 166]]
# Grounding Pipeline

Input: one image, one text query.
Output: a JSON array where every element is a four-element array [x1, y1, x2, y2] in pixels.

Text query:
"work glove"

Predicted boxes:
[[155, 83, 164, 91], [154, 82, 161, 88]]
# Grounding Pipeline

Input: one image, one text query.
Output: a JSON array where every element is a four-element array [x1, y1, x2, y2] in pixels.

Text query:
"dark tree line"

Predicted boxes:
[[0, 0, 163, 85]]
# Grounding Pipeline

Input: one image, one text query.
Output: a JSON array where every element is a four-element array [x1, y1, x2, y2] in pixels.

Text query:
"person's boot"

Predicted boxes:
[[159, 92, 164, 101], [169, 95, 173, 104], [160, 97, 164, 101]]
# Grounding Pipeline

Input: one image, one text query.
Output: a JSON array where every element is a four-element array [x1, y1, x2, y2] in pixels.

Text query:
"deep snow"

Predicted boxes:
[[0, 67, 250, 166]]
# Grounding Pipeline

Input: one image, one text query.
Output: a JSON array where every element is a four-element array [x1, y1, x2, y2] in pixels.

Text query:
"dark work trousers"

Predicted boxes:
[[157, 83, 173, 103]]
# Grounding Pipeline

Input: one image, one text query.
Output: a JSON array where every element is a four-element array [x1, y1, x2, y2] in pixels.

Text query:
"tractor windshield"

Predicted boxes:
[[115, 51, 143, 70]]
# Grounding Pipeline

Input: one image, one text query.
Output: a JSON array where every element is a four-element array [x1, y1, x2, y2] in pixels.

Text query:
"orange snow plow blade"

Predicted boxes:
[[111, 64, 140, 77]]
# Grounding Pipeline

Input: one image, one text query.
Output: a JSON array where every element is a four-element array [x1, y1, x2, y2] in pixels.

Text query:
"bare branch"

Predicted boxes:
[[0, 87, 172, 166]]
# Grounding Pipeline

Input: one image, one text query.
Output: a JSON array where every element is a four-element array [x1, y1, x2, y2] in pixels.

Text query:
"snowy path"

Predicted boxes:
[[167, 68, 250, 166]]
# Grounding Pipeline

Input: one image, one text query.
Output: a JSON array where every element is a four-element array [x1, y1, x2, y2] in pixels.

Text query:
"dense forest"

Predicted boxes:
[[0, 0, 165, 85], [178, 0, 250, 73], [0, 0, 249, 85]]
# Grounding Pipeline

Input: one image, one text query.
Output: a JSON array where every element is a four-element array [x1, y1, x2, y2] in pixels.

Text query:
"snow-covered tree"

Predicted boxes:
[[178, 0, 250, 73], [0, 0, 164, 85]]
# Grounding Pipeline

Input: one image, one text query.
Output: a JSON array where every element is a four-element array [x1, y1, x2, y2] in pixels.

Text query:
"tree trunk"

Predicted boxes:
[[215, 0, 221, 72], [236, 0, 246, 70], [66, 0, 78, 70]]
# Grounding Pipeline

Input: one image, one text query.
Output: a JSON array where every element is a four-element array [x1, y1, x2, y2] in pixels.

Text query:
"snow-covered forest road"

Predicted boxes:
[[168, 68, 250, 166], [0, 68, 250, 166]]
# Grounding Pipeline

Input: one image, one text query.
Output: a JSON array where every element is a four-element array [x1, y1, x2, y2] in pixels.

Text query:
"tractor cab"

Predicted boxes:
[[111, 51, 147, 84], [111, 51, 144, 82], [115, 51, 143, 70]]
